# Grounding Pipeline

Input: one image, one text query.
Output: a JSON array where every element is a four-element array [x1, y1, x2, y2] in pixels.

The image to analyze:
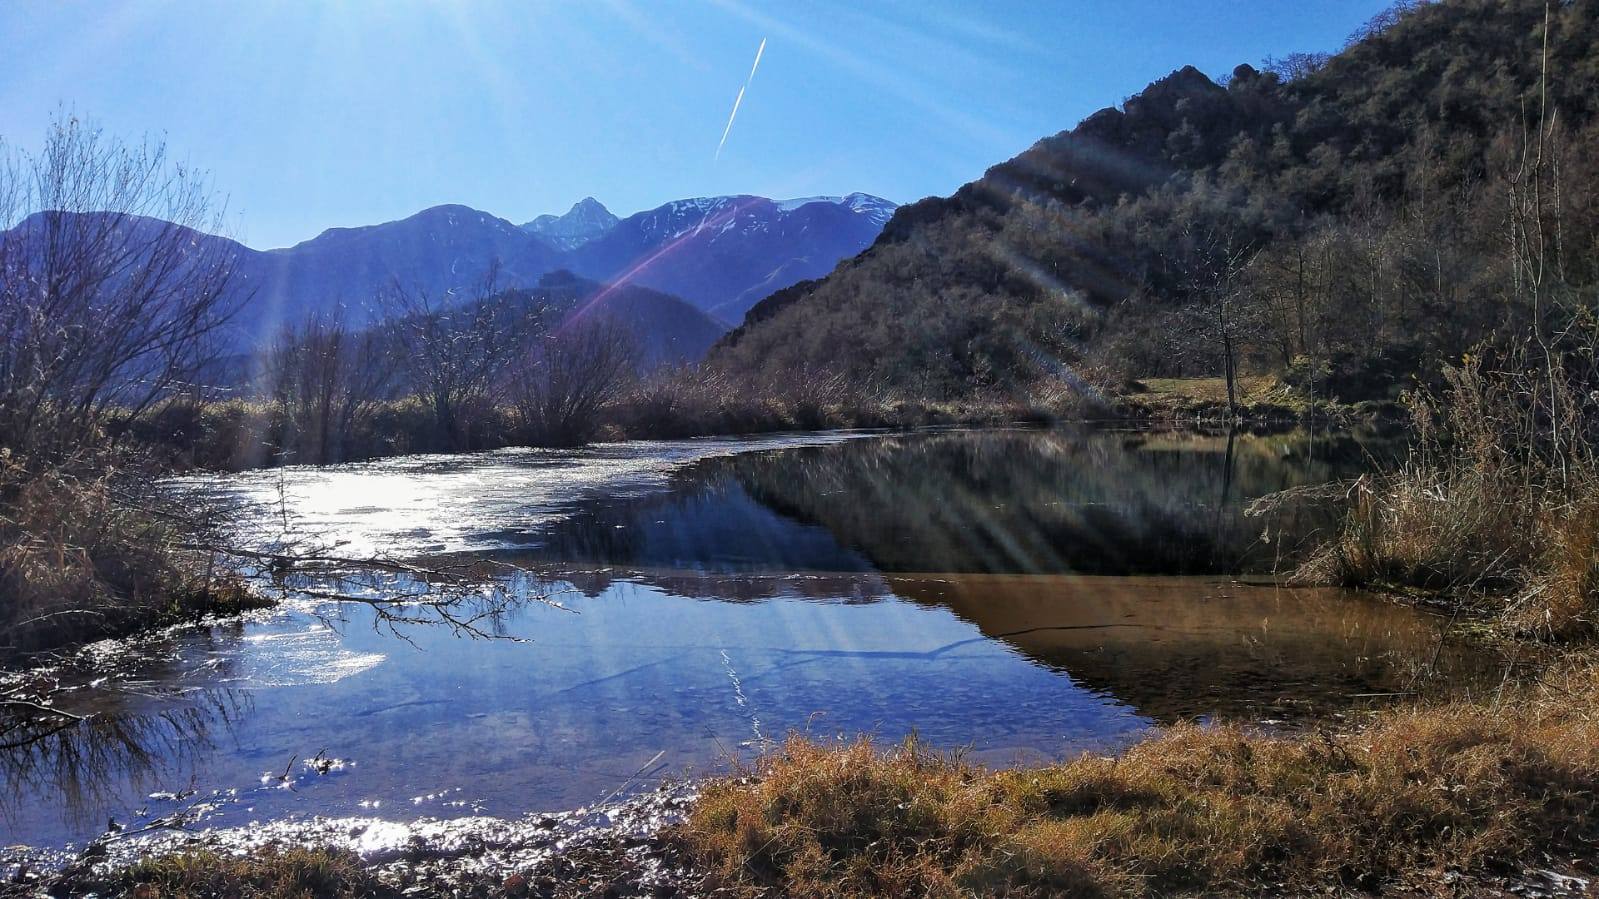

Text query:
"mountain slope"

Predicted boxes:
[[710, 0, 1599, 401], [233, 204, 560, 335], [524, 271, 728, 367]]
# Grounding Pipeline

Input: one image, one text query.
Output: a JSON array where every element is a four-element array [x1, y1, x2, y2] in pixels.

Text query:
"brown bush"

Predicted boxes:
[[0, 450, 262, 659]]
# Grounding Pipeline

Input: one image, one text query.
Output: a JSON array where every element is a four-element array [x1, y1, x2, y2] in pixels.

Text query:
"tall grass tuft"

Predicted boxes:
[[0, 449, 261, 660], [1298, 342, 1599, 638]]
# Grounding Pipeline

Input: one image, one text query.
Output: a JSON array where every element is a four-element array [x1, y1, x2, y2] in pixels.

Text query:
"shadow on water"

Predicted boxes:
[[479, 426, 1492, 718], [6, 426, 1498, 850]]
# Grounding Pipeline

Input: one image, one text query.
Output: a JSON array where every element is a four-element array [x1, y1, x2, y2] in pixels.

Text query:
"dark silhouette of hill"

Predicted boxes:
[[713, 0, 1599, 402]]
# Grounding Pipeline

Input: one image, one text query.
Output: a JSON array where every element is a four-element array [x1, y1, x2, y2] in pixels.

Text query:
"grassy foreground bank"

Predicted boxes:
[[679, 661, 1598, 896], [46, 656, 1599, 898]]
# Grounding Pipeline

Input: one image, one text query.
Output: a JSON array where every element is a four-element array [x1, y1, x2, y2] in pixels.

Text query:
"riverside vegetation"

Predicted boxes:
[[673, 343, 1599, 898], [9, 1, 1599, 896]]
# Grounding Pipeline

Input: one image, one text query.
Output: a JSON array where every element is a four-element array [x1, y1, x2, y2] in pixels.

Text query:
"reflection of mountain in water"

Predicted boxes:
[[725, 428, 1381, 575], [496, 426, 1384, 579], [480, 427, 1486, 724], [888, 574, 1493, 722], [489, 469, 880, 601]]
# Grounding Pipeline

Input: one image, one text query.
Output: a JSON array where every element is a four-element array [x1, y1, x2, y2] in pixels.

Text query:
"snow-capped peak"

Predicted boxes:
[[522, 197, 620, 250]]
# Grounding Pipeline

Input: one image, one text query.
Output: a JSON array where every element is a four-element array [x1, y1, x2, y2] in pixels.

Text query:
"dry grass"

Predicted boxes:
[[0, 450, 264, 659], [1118, 375, 1342, 423], [111, 846, 387, 898], [1296, 352, 1599, 639], [603, 367, 1101, 442], [1526, 495, 1599, 636], [1298, 462, 1533, 594], [1132, 376, 1282, 405], [680, 661, 1599, 897]]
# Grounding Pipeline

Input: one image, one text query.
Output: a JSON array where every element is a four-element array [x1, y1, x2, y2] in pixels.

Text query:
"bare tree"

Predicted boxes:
[[1506, 0, 1577, 485], [511, 313, 641, 446], [382, 265, 543, 451], [1167, 215, 1261, 417], [0, 116, 241, 457], [261, 315, 395, 463], [1262, 51, 1331, 82]]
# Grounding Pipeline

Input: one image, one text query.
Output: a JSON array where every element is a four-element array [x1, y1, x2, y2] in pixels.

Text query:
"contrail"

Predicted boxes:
[[715, 37, 766, 161]]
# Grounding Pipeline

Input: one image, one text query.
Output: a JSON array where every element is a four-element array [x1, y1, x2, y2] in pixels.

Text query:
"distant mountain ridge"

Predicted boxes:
[[147, 191, 897, 350], [236, 204, 561, 334], [1, 190, 895, 359], [563, 192, 898, 321]]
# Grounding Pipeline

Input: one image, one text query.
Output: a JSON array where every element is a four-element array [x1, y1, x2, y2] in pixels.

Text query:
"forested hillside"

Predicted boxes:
[[712, 0, 1599, 404]]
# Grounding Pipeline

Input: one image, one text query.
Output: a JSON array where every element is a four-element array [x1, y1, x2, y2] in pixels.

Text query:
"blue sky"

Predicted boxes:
[[1, 1, 1392, 249]]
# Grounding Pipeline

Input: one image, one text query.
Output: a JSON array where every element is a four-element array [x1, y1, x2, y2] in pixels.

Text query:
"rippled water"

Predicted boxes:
[[0, 427, 1496, 850]]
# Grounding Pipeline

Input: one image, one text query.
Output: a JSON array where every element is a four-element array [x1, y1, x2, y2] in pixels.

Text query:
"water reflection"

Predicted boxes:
[[6, 426, 1490, 852], [888, 574, 1491, 721], [496, 427, 1384, 577], [0, 687, 246, 839]]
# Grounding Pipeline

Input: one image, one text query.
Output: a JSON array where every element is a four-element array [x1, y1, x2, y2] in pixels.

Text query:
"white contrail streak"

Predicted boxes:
[[715, 37, 766, 160]]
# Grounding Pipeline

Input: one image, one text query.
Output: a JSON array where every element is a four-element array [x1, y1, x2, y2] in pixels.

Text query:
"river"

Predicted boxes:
[[0, 426, 1495, 851]]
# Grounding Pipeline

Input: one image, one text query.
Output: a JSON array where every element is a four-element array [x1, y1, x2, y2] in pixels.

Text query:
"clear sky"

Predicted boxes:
[[0, 1, 1393, 250]]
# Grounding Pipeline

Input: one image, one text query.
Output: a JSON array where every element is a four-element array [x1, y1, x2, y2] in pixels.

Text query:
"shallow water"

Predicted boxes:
[[0, 427, 1495, 850]]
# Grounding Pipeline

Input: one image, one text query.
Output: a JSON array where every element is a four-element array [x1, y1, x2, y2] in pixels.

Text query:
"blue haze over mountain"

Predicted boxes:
[[166, 191, 896, 351], [2, 192, 896, 361]]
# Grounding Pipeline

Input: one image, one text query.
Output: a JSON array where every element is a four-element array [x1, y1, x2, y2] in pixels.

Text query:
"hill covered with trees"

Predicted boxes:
[[711, 0, 1599, 408]]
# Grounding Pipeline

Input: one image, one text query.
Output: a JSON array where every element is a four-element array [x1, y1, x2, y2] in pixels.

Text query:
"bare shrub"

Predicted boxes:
[[382, 264, 544, 451], [0, 449, 260, 660], [0, 116, 239, 459], [1300, 338, 1599, 637], [0, 117, 256, 661], [510, 314, 640, 446], [261, 316, 395, 463]]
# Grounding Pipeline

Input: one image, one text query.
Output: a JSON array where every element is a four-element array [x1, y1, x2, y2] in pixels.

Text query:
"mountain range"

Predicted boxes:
[[213, 191, 896, 351], [497, 271, 728, 367]]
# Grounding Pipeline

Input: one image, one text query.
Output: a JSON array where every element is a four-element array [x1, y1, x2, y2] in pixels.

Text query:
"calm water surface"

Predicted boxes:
[[0, 427, 1494, 848]]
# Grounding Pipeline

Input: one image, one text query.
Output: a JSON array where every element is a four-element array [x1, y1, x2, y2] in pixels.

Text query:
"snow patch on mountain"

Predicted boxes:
[[775, 193, 897, 226]]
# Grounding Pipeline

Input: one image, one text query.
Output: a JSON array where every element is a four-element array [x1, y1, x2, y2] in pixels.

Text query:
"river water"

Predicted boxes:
[[0, 427, 1496, 850]]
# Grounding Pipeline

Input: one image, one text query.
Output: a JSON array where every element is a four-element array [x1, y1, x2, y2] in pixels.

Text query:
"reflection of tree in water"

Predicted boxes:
[[479, 463, 884, 602], [717, 427, 1382, 575], [0, 687, 246, 837]]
